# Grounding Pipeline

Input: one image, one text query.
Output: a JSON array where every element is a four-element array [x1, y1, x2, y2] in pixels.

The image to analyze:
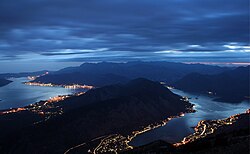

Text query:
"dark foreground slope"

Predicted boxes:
[[33, 61, 229, 86], [0, 78, 193, 154], [0, 78, 12, 87], [174, 66, 250, 103], [123, 110, 250, 154]]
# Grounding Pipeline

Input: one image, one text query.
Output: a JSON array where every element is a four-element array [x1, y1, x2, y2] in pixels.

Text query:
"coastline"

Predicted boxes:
[[174, 109, 250, 147], [83, 103, 196, 154], [1, 81, 248, 154], [0, 91, 85, 117], [24, 81, 94, 89]]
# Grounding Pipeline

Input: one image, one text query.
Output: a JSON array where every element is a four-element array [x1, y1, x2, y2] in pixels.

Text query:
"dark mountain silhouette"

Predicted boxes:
[[0, 78, 193, 154], [33, 61, 230, 86], [35, 72, 129, 87], [174, 66, 250, 103], [0, 78, 12, 87]]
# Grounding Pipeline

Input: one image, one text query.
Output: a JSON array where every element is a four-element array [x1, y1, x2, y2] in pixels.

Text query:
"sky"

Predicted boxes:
[[0, 0, 249, 73]]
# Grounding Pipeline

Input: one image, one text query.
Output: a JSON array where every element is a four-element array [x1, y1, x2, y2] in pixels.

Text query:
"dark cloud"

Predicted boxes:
[[40, 51, 92, 56], [0, 0, 249, 65]]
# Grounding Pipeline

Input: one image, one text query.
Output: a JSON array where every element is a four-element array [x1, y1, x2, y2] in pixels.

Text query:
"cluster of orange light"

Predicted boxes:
[[91, 110, 192, 153], [0, 92, 86, 116], [0, 107, 26, 115], [25, 82, 94, 90], [64, 84, 94, 89], [174, 109, 250, 147], [25, 82, 54, 87], [27, 76, 37, 80], [46, 95, 70, 103], [27, 72, 49, 81]]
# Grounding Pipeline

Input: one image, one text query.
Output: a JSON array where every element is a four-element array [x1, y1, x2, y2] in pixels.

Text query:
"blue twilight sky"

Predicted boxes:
[[0, 0, 249, 73]]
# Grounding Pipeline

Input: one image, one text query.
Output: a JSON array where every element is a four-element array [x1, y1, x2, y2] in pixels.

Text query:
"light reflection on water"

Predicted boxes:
[[0, 77, 86, 110], [130, 89, 250, 146], [1, 79, 249, 146]]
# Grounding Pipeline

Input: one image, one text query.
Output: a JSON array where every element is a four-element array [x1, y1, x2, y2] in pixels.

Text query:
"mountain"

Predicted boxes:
[[33, 61, 230, 86], [0, 78, 193, 154], [174, 66, 250, 103], [35, 72, 129, 87], [0, 78, 12, 87]]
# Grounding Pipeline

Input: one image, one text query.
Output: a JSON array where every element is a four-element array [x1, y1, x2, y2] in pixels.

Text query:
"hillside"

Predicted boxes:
[[174, 66, 250, 103]]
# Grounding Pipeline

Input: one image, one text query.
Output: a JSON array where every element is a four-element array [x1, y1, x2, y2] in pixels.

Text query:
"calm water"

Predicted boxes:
[[0, 78, 86, 110], [1, 79, 249, 145], [130, 89, 250, 146]]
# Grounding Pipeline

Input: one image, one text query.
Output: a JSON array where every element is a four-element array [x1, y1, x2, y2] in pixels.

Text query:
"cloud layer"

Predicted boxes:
[[0, 0, 249, 72]]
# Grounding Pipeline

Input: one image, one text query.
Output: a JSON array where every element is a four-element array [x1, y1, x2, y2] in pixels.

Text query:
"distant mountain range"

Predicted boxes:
[[174, 66, 250, 103], [0, 78, 193, 153], [33, 61, 229, 86], [36, 72, 130, 86], [0, 78, 12, 87]]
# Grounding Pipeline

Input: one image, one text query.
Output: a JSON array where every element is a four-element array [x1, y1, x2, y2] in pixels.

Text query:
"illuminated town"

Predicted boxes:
[[85, 105, 195, 154], [64, 107, 249, 154], [27, 71, 49, 80], [173, 109, 250, 147], [24, 82, 94, 89], [0, 73, 94, 142], [26, 72, 94, 90], [0, 92, 86, 124], [0, 107, 26, 115]]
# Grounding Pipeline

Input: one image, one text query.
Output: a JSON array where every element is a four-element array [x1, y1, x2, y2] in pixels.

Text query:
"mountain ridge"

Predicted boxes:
[[33, 61, 230, 86], [174, 66, 250, 103]]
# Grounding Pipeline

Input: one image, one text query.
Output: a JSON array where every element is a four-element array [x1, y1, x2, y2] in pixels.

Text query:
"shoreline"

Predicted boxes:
[[89, 104, 196, 154], [24, 81, 94, 89], [97, 95, 249, 153], [1, 80, 248, 153], [174, 109, 250, 147], [0, 91, 85, 115]]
